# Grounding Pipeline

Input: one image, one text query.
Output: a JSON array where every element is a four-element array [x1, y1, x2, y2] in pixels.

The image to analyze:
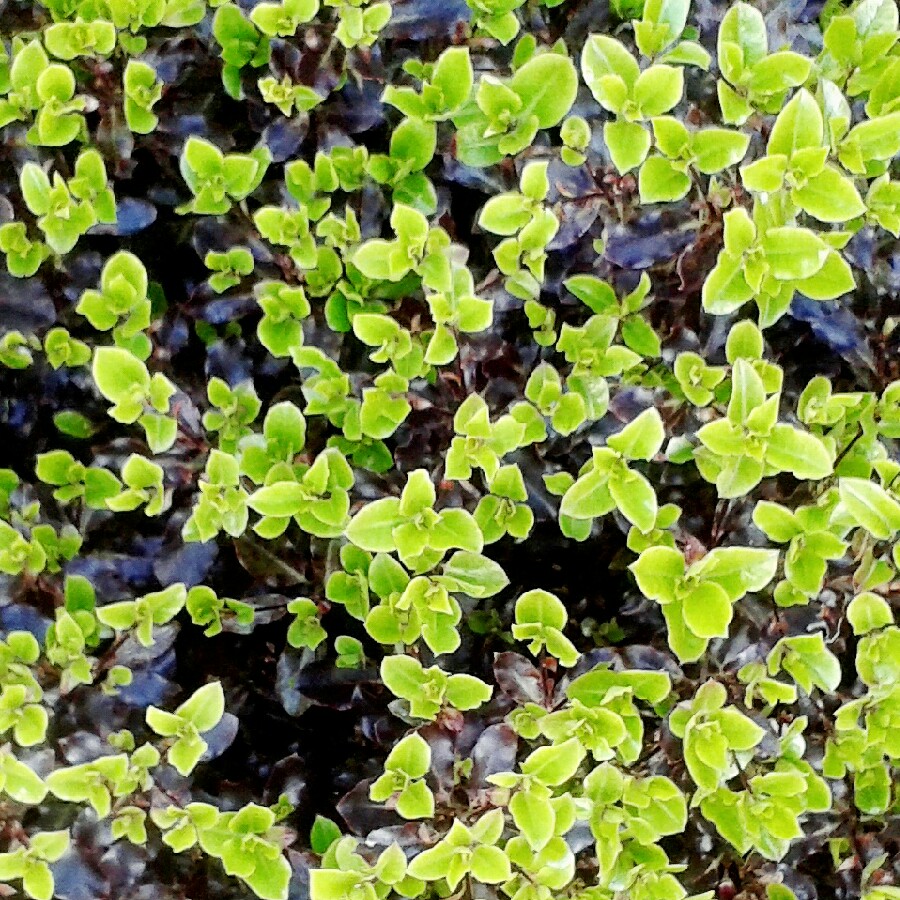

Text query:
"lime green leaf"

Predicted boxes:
[[839, 477, 900, 539], [515, 588, 567, 630], [792, 166, 866, 223], [510, 53, 578, 128], [682, 581, 732, 638], [509, 790, 555, 851], [765, 425, 834, 480], [176, 681, 225, 732], [846, 592, 893, 635], [345, 498, 403, 551], [767, 89, 823, 157], [607, 408, 665, 460], [604, 120, 651, 174], [634, 65, 684, 117], [610, 468, 657, 533], [638, 156, 691, 203]]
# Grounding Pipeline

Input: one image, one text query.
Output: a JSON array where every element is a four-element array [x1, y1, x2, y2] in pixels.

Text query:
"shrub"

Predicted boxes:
[[1, 0, 899, 898]]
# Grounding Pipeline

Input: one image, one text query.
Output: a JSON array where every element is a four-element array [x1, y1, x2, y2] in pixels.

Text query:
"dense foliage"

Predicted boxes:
[[1, 0, 900, 898]]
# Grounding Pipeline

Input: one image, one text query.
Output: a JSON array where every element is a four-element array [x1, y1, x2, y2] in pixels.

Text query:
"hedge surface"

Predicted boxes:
[[1, 0, 899, 898]]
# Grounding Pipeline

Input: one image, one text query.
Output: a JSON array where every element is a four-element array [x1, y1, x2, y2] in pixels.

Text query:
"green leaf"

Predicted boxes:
[[639, 156, 691, 203], [469, 844, 511, 883], [699, 546, 779, 597], [407, 840, 456, 882], [767, 89, 823, 157], [639, 0, 690, 50], [396, 778, 434, 819], [629, 545, 684, 602], [581, 35, 639, 111], [607, 408, 665, 460], [741, 155, 789, 192], [1, 756, 48, 805], [621, 315, 662, 357], [390, 117, 436, 171], [29, 831, 69, 863], [692, 128, 750, 173], [715, 708, 763, 751], [760, 228, 828, 281], [345, 497, 403, 551], [682, 581, 732, 638], [702, 253, 752, 314], [661, 39, 711, 68], [309, 816, 342, 854], [431, 47, 473, 113], [515, 588, 566, 630], [727, 358, 765, 424], [752, 501, 801, 542], [224, 153, 263, 198], [521, 737, 585, 786], [444, 673, 492, 709], [431, 509, 483, 554], [169, 736, 206, 776], [521, 161, 551, 203], [92, 347, 150, 398], [510, 53, 578, 128], [243, 854, 291, 900], [310, 870, 366, 900], [509, 790, 555, 851], [400, 469, 435, 516], [840, 112, 900, 173], [563, 275, 618, 314], [248, 483, 308, 517], [717, 81, 753, 125], [161, 0, 206, 26], [718, 2, 768, 76], [20, 164, 52, 215], [604, 120, 651, 174], [380, 655, 424, 700], [478, 193, 531, 235], [854, 765, 891, 814], [725, 319, 763, 362], [839, 477, 900, 539], [634, 65, 684, 117], [387, 732, 431, 778], [770, 634, 841, 694], [96, 601, 138, 630], [846, 592, 893, 635], [544, 628, 579, 667], [749, 51, 811, 97], [23, 863, 54, 900], [792, 166, 866, 223], [610, 468, 657, 533], [176, 681, 225, 732], [793, 250, 855, 303], [438, 551, 509, 598], [567, 667, 671, 705], [765, 425, 833, 480]]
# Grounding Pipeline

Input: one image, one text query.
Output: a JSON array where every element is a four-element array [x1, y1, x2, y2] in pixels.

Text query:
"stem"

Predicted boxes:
[[731, 750, 752, 793], [833, 424, 863, 470], [235, 535, 308, 584]]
